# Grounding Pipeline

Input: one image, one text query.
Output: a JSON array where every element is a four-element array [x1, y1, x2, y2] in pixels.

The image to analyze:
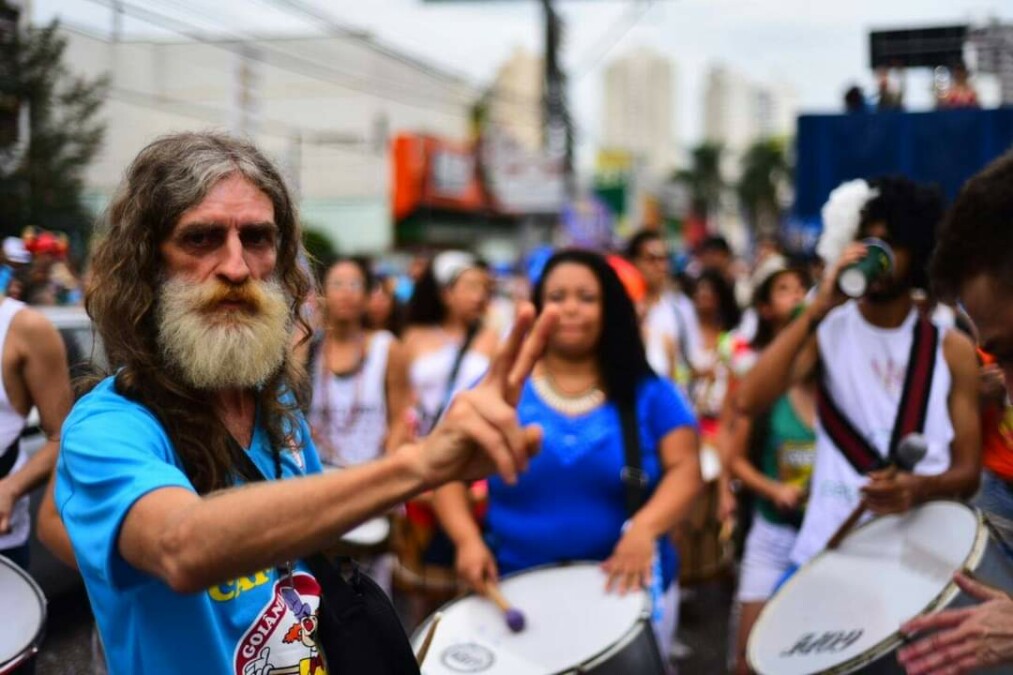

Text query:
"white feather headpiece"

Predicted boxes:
[[816, 179, 879, 266]]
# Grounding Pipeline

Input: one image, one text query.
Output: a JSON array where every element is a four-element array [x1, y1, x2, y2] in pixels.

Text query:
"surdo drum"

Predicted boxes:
[[334, 516, 392, 557], [748, 501, 1013, 674], [412, 562, 666, 674], [0, 554, 46, 674]]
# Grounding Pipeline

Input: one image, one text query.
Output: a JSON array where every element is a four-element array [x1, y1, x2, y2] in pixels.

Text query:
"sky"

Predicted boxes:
[[31, 0, 1013, 165]]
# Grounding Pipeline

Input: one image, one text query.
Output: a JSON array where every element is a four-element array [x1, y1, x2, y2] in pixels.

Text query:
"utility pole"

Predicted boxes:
[[541, 0, 575, 200]]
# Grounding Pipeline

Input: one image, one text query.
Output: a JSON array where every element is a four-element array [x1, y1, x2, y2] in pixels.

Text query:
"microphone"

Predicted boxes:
[[826, 433, 928, 550]]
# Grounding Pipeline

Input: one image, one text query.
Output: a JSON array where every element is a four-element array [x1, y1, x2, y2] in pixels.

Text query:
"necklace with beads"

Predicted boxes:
[[532, 371, 606, 416]]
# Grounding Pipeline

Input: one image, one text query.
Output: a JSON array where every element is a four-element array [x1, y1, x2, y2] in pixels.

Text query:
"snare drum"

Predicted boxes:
[[0, 554, 46, 674], [673, 444, 733, 585], [334, 516, 392, 557], [747, 501, 1013, 675], [411, 562, 665, 674]]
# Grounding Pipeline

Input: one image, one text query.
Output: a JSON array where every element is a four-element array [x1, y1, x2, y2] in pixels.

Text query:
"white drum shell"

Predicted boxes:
[[412, 562, 665, 674], [0, 554, 46, 674], [748, 502, 1013, 675]]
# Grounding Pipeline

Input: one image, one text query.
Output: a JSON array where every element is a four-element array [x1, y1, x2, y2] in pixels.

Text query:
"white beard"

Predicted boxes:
[[157, 277, 292, 391]]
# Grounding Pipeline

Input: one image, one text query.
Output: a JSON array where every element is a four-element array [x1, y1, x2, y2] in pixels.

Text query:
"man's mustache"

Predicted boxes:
[[195, 281, 268, 313]]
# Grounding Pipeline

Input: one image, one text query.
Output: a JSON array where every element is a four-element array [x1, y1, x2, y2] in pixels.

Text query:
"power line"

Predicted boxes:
[[81, 0, 479, 118], [251, 0, 551, 112], [573, 0, 657, 80], [104, 85, 379, 154], [154, 0, 482, 106]]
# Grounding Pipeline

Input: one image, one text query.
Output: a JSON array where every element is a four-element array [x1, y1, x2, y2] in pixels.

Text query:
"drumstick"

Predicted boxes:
[[826, 435, 929, 551], [416, 611, 443, 667], [826, 500, 868, 550], [484, 581, 526, 633]]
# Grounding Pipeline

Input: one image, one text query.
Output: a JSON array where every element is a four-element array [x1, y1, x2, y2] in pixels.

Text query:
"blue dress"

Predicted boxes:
[[486, 375, 697, 589]]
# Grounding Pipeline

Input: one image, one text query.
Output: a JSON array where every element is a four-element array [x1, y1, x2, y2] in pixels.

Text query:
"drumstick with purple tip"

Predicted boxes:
[[826, 433, 928, 550], [484, 581, 526, 633]]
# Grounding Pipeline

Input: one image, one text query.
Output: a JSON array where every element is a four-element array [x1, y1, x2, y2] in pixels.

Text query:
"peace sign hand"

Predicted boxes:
[[416, 303, 558, 489]]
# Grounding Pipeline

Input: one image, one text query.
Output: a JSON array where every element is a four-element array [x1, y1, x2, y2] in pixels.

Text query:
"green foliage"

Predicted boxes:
[[737, 137, 792, 235], [301, 226, 339, 284], [0, 17, 108, 249], [673, 142, 724, 222]]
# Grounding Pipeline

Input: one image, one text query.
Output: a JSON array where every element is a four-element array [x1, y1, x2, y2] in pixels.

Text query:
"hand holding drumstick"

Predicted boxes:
[[826, 434, 927, 550]]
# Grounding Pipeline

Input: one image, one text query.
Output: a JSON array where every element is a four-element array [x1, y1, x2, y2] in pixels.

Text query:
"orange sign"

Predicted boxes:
[[392, 133, 486, 220]]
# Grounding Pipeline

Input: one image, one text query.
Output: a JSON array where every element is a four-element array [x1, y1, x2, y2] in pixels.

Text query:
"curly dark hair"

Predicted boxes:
[[931, 151, 1013, 300], [691, 269, 741, 332], [859, 175, 944, 291], [86, 132, 312, 494], [532, 249, 655, 406]]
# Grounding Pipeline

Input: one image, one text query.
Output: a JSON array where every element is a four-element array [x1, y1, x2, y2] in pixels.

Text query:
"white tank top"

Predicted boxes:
[[790, 302, 954, 565], [409, 339, 490, 436], [0, 298, 29, 549], [307, 331, 393, 468], [644, 327, 672, 380]]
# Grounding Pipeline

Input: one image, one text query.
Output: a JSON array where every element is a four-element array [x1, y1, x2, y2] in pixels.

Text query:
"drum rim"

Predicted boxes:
[[0, 553, 47, 670], [411, 559, 652, 674], [746, 501, 986, 675]]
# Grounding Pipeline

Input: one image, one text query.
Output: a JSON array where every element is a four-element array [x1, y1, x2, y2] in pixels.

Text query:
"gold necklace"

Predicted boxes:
[[532, 373, 606, 416]]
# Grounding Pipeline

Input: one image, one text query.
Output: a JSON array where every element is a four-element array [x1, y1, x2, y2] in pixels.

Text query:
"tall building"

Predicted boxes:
[[56, 23, 477, 253], [703, 64, 797, 175], [601, 48, 677, 178], [487, 47, 544, 154]]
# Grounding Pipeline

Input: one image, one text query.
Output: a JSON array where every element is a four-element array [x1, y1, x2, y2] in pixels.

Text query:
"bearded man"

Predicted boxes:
[[54, 132, 554, 675]]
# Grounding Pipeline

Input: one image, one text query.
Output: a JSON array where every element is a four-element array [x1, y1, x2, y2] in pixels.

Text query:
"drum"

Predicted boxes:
[[333, 516, 392, 557], [0, 554, 46, 674], [411, 562, 665, 674], [747, 501, 1013, 675], [673, 444, 733, 585]]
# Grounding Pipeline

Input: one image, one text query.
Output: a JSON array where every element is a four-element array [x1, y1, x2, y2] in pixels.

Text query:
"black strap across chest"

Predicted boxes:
[[816, 316, 939, 474]]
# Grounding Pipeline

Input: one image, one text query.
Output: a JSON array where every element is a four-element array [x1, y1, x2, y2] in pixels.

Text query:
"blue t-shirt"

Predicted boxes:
[[486, 376, 696, 589], [54, 377, 328, 675]]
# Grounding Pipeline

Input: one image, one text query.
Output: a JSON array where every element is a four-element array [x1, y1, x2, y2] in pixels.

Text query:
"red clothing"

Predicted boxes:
[[979, 349, 1013, 480]]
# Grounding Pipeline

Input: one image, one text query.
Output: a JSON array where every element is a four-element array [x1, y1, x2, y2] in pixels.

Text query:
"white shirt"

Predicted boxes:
[[790, 302, 954, 565], [0, 298, 29, 549], [308, 331, 393, 467]]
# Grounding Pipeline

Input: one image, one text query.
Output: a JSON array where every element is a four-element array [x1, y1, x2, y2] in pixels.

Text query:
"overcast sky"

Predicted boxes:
[[32, 0, 1013, 161]]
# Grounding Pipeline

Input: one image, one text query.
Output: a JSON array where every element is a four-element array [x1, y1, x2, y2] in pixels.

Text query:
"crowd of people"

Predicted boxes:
[[3, 129, 1013, 674], [844, 62, 981, 113]]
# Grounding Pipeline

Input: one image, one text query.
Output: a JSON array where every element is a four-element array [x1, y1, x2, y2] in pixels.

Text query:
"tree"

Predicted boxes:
[[0, 15, 108, 249], [302, 226, 339, 284], [737, 137, 791, 236], [673, 142, 724, 226]]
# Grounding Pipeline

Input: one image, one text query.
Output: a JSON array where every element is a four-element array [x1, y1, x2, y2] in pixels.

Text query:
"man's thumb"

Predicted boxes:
[[955, 571, 1008, 602]]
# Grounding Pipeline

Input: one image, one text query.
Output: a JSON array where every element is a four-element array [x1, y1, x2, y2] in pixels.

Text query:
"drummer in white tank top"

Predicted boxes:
[[403, 252, 498, 438], [736, 203, 982, 570], [302, 259, 411, 466], [791, 301, 956, 564], [301, 259, 412, 597]]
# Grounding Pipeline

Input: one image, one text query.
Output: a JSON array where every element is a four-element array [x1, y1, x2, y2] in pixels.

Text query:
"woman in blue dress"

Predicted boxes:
[[433, 249, 702, 658]]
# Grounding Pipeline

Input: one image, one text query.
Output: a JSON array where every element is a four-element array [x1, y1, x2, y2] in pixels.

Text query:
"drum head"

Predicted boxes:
[[748, 502, 981, 675], [0, 555, 46, 670], [413, 562, 648, 674], [341, 518, 390, 546]]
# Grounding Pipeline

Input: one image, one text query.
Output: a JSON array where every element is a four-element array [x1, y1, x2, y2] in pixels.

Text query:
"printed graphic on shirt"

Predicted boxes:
[[870, 357, 905, 398], [233, 571, 326, 675]]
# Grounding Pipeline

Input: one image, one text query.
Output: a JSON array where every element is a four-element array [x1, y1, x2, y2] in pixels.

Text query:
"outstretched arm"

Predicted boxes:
[[105, 304, 557, 593]]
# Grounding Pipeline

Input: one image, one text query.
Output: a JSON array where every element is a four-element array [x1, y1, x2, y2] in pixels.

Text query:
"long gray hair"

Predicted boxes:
[[86, 132, 311, 493]]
